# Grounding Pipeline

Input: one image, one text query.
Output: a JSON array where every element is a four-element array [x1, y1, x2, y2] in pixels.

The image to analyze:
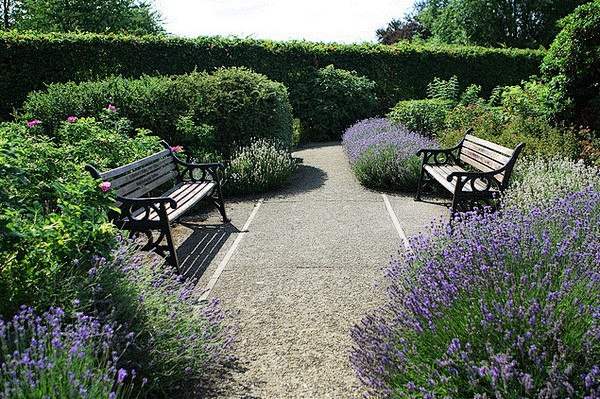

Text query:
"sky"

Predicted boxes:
[[153, 0, 416, 44]]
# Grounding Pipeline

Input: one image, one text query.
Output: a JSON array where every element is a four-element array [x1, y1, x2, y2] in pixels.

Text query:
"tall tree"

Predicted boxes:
[[376, 15, 430, 44], [413, 0, 591, 48], [1, 0, 18, 29], [6, 0, 163, 35]]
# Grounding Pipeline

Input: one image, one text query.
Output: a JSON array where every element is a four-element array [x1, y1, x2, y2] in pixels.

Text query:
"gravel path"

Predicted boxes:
[[172, 143, 447, 398]]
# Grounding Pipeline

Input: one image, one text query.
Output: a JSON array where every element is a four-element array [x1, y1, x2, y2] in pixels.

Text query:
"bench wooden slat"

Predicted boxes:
[[129, 181, 215, 222], [110, 157, 174, 189], [117, 163, 178, 197], [124, 170, 179, 199], [100, 149, 171, 180], [425, 165, 494, 192], [465, 135, 513, 157], [460, 150, 504, 173], [463, 140, 510, 165]]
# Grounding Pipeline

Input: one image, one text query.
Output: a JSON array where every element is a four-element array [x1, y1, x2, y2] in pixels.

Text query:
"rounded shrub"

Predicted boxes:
[[291, 65, 377, 141], [224, 138, 296, 195], [351, 188, 600, 398], [189, 67, 294, 155], [387, 99, 455, 138], [17, 68, 294, 158], [342, 118, 438, 191]]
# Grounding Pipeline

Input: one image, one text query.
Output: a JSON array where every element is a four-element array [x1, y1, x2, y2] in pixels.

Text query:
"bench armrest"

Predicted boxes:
[[115, 195, 178, 222], [161, 141, 225, 183], [417, 145, 461, 166], [447, 169, 504, 193]]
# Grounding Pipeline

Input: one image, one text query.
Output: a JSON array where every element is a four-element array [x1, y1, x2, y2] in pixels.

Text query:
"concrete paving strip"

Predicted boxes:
[[382, 193, 411, 251], [199, 198, 264, 301]]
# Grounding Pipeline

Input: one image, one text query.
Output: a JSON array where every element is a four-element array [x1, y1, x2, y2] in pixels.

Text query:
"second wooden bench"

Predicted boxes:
[[415, 129, 525, 211]]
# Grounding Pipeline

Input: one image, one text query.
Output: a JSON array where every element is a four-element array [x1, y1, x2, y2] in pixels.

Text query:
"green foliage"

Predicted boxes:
[[18, 69, 294, 158], [224, 139, 296, 195], [0, 32, 543, 121], [416, 0, 589, 48], [440, 103, 580, 159], [388, 99, 455, 137], [426, 75, 459, 101], [4, 0, 163, 34], [541, 0, 600, 125], [0, 118, 161, 316], [190, 67, 294, 154], [459, 84, 483, 105], [291, 65, 377, 141]]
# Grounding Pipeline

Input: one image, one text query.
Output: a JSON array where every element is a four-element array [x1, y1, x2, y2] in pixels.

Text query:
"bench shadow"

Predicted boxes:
[[176, 222, 241, 281], [263, 164, 328, 200]]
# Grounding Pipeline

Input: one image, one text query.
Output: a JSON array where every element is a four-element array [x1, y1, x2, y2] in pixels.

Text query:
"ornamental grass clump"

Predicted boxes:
[[351, 187, 600, 398], [342, 118, 438, 191], [225, 138, 295, 195], [503, 155, 600, 212], [80, 238, 235, 395], [0, 306, 131, 399]]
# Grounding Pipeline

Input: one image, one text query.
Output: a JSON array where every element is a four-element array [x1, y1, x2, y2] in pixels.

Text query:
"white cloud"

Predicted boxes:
[[153, 0, 415, 43]]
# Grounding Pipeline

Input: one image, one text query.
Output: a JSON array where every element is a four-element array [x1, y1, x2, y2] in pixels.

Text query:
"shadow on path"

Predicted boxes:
[[177, 222, 241, 281], [264, 164, 328, 200]]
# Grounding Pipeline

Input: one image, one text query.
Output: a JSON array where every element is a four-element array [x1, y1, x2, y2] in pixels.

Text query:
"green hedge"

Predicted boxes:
[[0, 32, 543, 120], [18, 68, 294, 157]]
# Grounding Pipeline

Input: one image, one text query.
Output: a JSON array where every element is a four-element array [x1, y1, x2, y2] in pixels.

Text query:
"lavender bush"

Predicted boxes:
[[503, 155, 600, 211], [351, 188, 600, 398], [0, 306, 131, 399], [80, 238, 235, 395], [225, 138, 295, 195], [342, 118, 438, 191]]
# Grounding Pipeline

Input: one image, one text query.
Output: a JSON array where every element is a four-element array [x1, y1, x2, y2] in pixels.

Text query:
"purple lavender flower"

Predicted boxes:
[[342, 118, 438, 191], [351, 187, 600, 397]]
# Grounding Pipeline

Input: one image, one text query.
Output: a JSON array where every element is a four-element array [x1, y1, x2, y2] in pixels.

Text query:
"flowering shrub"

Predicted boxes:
[[0, 306, 132, 399], [225, 138, 295, 195], [0, 119, 160, 316], [342, 118, 438, 191], [351, 188, 600, 397], [503, 155, 600, 211], [80, 238, 235, 395]]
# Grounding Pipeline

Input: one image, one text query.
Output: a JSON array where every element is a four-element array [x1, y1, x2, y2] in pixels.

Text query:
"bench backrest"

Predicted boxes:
[[92, 149, 180, 198], [459, 134, 516, 184]]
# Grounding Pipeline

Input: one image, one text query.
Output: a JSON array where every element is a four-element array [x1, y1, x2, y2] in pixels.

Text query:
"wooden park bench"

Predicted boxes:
[[415, 129, 525, 211], [86, 142, 229, 272]]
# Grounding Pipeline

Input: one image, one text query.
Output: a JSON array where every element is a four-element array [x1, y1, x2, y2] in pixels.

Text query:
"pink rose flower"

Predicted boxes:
[[27, 119, 40, 127], [171, 146, 182, 152], [107, 104, 116, 112], [100, 181, 112, 192], [66, 116, 78, 122]]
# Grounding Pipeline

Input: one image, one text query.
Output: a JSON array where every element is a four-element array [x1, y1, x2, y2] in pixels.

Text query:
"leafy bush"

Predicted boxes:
[[541, 0, 600, 121], [291, 65, 377, 141], [388, 99, 454, 137], [342, 118, 438, 191], [0, 306, 132, 399], [189, 67, 294, 154], [224, 139, 296, 195], [426, 75, 459, 102], [351, 188, 600, 398], [440, 103, 580, 159], [79, 239, 235, 395], [0, 118, 161, 316], [0, 32, 543, 121], [503, 156, 600, 211], [18, 69, 293, 157]]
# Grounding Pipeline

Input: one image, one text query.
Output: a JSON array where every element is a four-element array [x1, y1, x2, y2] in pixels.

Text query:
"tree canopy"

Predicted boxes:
[[1, 0, 163, 35], [378, 0, 591, 48]]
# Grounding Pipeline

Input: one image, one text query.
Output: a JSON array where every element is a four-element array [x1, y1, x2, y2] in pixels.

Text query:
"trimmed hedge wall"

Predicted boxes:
[[0, 32, 543, 120]]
